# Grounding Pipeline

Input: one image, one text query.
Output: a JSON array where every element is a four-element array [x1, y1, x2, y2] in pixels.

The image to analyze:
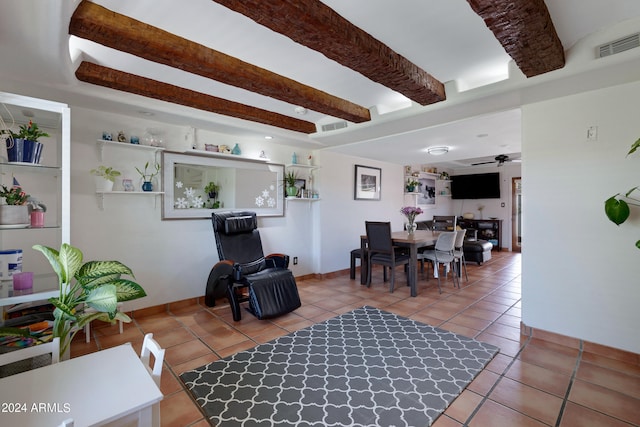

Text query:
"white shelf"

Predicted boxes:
[[95, 191, 164, 210], [286, 197, 321, 202], [96, 139, 164, 161], [185, 148, 270, 162], [286, 163, 318, 169]]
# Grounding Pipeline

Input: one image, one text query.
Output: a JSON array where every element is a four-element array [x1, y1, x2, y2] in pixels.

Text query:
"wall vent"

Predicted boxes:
[[597, 33, 640, 58], [321, 121, 348, 132]]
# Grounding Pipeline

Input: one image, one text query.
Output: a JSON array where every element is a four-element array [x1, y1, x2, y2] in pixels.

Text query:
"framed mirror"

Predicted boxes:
[[162, 151, 285, 219]]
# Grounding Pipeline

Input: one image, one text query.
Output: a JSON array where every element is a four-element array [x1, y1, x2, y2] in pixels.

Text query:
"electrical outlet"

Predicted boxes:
[[293, 256, 298, 265]]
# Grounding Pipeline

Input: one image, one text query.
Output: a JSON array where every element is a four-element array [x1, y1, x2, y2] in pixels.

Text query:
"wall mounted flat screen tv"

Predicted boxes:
[[451, 172, 500, 199]]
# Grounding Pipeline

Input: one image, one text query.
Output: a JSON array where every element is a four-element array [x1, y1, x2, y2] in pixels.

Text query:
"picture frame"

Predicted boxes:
[[354, 164, 381, 200], [417, 175, 436, 205], [122, 179, 134, 192], [294, 178, 306, 197]]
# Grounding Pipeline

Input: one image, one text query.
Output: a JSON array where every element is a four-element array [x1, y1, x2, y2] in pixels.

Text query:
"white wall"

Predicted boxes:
[[522, 80, 640, 353], [70, 108, 317, 310]]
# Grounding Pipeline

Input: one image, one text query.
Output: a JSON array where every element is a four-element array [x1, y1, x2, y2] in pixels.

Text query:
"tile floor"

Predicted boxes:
[[71, 252, 640, 427]]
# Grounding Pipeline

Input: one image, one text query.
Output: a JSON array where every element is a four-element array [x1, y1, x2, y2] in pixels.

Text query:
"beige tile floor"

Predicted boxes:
[[72, 252, 640, 426]]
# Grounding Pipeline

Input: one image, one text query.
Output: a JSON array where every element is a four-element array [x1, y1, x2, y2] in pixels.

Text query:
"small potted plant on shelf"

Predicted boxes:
[[135, 161, 161, 192], [90, 165, 121, 192], [284, 170, 298, 197], [406, 178, 420, 193], [1, 120, 50, 164], [0, 179, 30, 225]]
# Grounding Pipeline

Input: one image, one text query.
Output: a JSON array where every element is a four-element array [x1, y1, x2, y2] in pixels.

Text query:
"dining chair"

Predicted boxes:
[[418, 231, 459, 293], [141, 333, 164, 427], [0, 337, 60, 372], [365, 221, 410, 292], [453, 228, 469, 282]]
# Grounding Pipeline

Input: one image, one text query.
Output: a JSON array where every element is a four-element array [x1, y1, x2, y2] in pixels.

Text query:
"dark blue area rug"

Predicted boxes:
[[180, 306, 499, 426]]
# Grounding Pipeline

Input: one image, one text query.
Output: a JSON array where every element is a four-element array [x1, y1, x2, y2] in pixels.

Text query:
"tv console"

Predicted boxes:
[[459, 219, 503, 251]]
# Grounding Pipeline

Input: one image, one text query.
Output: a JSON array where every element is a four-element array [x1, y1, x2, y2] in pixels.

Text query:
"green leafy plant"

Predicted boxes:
[[284, 170, 297, 187], [90, 165, 121, 182], [32, 243, 147, 358], [0, 185, 29, 205], [135, 161, 161, 182], [1, 120, 50, 142], [604, 137, 640, 248], [204, 181, 220, 194]]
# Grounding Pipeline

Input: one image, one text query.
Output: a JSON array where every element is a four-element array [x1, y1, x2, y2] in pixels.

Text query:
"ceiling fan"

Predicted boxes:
[[471, 154, 521, 167]]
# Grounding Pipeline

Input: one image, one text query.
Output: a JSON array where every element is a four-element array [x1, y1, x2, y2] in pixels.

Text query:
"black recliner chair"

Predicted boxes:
[[205, 211, 301, 321]]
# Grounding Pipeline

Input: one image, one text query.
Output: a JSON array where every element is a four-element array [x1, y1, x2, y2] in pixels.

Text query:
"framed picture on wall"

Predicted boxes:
[[354, 164, 381, 200], [417, 176, 436, 205]]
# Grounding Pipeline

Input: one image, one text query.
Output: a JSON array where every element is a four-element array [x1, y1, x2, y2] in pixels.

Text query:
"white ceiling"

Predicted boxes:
[[1, 0, 640, 169]]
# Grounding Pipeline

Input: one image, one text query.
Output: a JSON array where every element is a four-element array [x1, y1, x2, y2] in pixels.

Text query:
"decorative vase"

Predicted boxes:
[[142, 181, 153, 192], [0, 205, 29, 225], [406, 185, 415, 192], [94, 176, 114, 192], [5, 138, 44, 164], [407, 221, 416, 235], [286, 186, 298, 197], [231, 143, 241, 155]]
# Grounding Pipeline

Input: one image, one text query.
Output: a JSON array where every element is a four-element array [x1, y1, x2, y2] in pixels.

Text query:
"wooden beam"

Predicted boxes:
[[75, 61, 317, 134], [211, 0, 445, 106], [69, 0, 370, 123], [466, 0, 565, 77]]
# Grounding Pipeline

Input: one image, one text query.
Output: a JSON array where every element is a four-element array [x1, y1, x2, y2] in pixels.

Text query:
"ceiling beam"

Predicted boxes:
[[466, 0, 565, 77], [75, 61, 317, 134], [211, 0, 446, 106], [69, 0, 370, 124]]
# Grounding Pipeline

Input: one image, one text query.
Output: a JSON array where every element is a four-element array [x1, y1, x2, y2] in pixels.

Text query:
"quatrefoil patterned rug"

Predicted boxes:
[[180, 306, 499, 426]]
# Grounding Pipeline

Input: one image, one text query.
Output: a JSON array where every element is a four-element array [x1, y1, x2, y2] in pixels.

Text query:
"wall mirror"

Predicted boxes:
[[162, 151, 285, 219]]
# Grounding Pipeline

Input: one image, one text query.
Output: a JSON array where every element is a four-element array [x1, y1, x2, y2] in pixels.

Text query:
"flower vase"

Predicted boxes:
[[407, 221, 417, 235], [142, 181, 153, 192]]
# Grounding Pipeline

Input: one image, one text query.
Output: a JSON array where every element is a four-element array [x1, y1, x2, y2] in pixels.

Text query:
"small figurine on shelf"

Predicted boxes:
[[117, 131, 126, 142]]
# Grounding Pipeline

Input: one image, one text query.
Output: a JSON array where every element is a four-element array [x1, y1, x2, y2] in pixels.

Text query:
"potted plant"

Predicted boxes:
[[406, 178, 420, 192], [0, 182, 29, 225], [604, 136, 640, 248], [135, 161, 161, 192], [1, 120, 49, 164], [40, 243, 146, 358], [204, 181, 221, 208], [284, 170, 298, 197], [90, 165, 121, 192]]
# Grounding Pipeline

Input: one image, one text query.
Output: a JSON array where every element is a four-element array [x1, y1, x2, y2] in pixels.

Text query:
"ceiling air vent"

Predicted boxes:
[[321, 121, 348, 132], [598, 33, 640, 58]]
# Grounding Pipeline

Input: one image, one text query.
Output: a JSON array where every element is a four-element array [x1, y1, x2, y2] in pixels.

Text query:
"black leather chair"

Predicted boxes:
[[206, 211, 301, 321]]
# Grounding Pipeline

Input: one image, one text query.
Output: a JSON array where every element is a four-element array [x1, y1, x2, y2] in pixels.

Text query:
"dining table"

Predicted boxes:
[[360, 229, 439, 297], [0, 343, 163, 426]]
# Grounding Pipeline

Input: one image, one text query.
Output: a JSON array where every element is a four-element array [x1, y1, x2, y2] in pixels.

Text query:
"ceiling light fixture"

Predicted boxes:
[[427, 146, 449, 156]]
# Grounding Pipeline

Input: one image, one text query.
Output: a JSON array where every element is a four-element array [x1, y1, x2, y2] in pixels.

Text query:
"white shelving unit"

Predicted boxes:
[[285, 163, 320, 201], [0, 92, 70, 312], [94, 140, 165, 210]]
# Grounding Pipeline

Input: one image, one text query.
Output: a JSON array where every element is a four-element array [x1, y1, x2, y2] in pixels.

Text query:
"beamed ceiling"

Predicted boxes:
[[1, 1, 639, 167], [68, 0, 562, 135]]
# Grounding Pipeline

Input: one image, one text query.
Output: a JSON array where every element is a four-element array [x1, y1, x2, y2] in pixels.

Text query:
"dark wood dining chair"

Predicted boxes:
[[365, 221, 410, 292]]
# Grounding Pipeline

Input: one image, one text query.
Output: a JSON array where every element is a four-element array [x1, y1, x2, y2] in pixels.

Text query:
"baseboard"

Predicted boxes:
[[521, 321, 639, 366]]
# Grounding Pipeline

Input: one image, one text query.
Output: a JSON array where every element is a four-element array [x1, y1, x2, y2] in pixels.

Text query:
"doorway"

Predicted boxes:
[[512, 177, 521, 252]]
